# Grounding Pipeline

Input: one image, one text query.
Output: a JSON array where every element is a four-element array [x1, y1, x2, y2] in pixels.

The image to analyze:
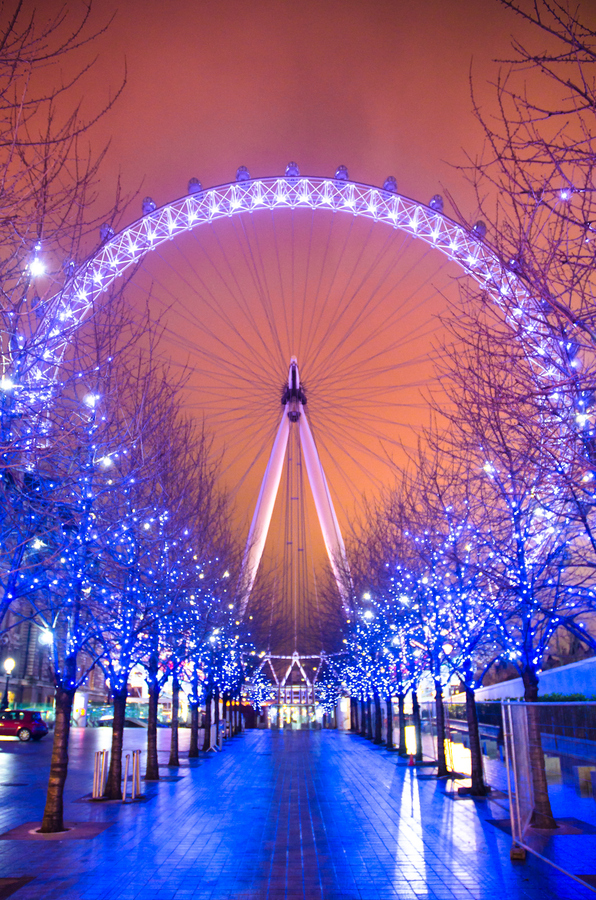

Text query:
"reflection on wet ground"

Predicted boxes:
[[0, 728, 593, 899]]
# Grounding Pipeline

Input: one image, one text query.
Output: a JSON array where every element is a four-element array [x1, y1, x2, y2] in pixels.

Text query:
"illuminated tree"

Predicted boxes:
[[403, 449, 497, 792], [464, 0, 596, 577], [87, 353, 230, 798], [137, 414, 232, 776], [13, 297, 145, 832], [245, 665, 276, 713], [0, 2, 124, 633], [0, 4, 127, 834], [351, 493, 434, 761], [440, 312, 596, 822]]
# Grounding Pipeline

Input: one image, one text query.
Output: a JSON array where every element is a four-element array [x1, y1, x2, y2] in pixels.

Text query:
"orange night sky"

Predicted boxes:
[[39, 0, 594, 651]]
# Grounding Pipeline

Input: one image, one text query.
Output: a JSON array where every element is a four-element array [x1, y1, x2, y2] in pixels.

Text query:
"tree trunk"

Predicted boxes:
[[465, 683, 489, 795], [359, 699, 366, 736], [168, 674, 180, 766], [350, 697, 358, 731], [202, 693, 212, 751], [412, 689, 423, 762], [39, 685, 75, 832], [104, 687, 127, 799], [214, 689, 220, 747], [522, 668, 557, 828], [435, 680, 449, 777], [366, 698, 373, 740], [223, 692, 229, 740], [145, 672, 160, 781], [189, 702, 200, 757], [373, 690, 383, 744], [386, 695, 394, 749], [398, 692, 407, 756]]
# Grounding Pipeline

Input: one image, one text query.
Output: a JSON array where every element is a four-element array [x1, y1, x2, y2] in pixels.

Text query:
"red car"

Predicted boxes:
[[0, 710, 48, 741]]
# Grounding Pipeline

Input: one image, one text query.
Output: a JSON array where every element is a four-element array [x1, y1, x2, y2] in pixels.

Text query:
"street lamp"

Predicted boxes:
[[1, 658, 15, 709]]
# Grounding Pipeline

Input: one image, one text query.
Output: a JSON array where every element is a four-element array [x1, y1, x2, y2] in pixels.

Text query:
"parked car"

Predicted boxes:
[[0, 710, 48, 742]]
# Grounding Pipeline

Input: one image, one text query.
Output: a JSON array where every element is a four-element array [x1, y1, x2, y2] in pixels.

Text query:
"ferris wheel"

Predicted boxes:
[[35, 162, 542, 654]]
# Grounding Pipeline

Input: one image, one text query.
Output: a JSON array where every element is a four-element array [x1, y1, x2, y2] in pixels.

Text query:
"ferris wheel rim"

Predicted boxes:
[[43, 172, 535, 353]]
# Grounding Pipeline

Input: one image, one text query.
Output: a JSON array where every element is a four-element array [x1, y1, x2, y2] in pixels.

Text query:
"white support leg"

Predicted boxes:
[[298, 411, 351, 613], [238, 410, 290, 617], [238, 357, 352, 621]]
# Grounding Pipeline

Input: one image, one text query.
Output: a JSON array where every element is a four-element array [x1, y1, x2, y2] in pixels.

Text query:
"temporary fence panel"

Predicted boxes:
[[502, 700, 596, 893], [504, 702, 535, 842]]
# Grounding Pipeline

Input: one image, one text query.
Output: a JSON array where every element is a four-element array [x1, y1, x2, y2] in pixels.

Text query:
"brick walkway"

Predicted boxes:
[[0, 728, 593, 899]]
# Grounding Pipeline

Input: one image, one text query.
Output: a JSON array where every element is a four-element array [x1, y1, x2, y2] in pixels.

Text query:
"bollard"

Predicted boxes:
[[92, 752, 100, 798], [122, 753, 130, 802], [132, 749, 141, 799], [121, 750, 141, 801], [101, 749, 109, 795], [92, 749, 109, 799]]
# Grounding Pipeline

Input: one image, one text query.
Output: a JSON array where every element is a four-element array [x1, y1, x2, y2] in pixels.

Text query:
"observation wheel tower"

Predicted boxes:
[[238, 358, 349, 727], [13, 160, 561, 728]]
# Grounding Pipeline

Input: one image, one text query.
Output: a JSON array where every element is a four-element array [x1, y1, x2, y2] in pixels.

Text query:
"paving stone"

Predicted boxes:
[[0, 729, 593, 898]]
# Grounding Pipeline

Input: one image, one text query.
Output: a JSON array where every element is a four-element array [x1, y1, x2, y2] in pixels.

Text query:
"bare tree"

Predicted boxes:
[[440, 310, 596, 824], [0, 3, 125, 636], [461, 0, 596, 566], [33, 297, 156, 832]]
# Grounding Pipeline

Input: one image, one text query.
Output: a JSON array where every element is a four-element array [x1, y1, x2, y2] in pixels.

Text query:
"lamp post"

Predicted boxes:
[[1, 658, 16, 709]]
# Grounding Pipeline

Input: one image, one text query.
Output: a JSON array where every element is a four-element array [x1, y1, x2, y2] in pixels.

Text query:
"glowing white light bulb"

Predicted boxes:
[[29, 258, 45, 277]]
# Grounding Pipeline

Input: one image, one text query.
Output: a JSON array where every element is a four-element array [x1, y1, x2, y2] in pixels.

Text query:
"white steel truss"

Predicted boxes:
[[27, 167, 560, 401], [238, 357, 350, 618], [253, 650, 326, 708]]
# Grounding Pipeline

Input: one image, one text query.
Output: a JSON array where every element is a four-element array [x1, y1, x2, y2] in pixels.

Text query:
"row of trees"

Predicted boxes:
[[2, 0, 596, 840], [337, 0, 596, 827], [0, 5, 253, 833], [2, 286, 251, 830]]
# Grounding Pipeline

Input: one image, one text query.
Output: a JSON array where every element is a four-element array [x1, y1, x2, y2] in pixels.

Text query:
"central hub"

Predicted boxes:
[[281, 357, 306, 421]]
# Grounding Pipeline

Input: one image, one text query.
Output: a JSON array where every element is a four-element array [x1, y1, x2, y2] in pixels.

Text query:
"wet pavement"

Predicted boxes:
[[0, 727, 593, 899]]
